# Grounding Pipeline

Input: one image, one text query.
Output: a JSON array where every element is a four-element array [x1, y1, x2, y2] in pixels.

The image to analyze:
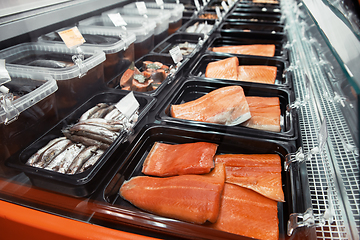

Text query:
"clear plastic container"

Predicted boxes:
[[37, 26, 136, 84], [0, 42, 106, 119], [0, 70, 58, 162], [78, 16, 156, 59], [123, 2, 184, 34], [102, 8, 170, 46]]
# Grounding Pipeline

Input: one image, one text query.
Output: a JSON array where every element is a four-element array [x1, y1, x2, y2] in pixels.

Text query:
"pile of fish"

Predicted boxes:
[[120, 61, 175, 92], [185, 22, 213, 34], [205, 56, 277, 84], [176, 42, 197, 56], [26, 102, 131, 174], [170, 86, 281, 132], [120, 142, 283, 240]]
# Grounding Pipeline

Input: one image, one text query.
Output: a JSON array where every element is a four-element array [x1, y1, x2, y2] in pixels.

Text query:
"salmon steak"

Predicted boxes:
[[211, 44, 276, 57], [241, 96, 281, 132], [120, 163, 226, 224], [237, 65, 277, 84], [142, 142, 218, 177], [215, 154, 284, 202], [205, 57, 239, 80], [170, 85, 251, 126], [210, 183, 279, 240]]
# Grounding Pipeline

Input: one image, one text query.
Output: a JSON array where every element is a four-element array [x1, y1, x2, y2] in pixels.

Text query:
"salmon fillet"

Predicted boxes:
[[205, 57, 239, 80], [120, 163, 226, 224], [210, 183, 279, 240], [241, 96, 281, 132], [211, 44, 276, 57], [142, 142, 218, 177], [171, 86, 251, 126], [237, 65, 277, 84], [215, 154, 284, 202]]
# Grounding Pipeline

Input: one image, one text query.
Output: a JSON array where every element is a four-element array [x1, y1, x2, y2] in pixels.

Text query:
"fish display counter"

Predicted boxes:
[[0, 0, 359, 239]]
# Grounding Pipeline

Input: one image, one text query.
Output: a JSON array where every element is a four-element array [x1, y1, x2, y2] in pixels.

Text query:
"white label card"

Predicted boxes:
[[227, 0, 232, 6], [194, 0, 201, 11], [58, 26, 85, 49], [115, 91, 140, 119], [0, 59, 11, 85], [136, 1, 148, 15], [169, 46, 183, 64], [108, 13, 127, 27], [155, 0, 164, 7], [202, 0, 207, 6], [215, 6, 222, 19], [221, 1, 229, 11]]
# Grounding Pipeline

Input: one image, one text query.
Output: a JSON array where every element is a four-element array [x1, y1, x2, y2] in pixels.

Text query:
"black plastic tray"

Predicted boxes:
[[156, 77, 297, 141], [189, 53, 291, 88], [151, 32, 204, 58], [207, 35, 288, 59], [236, 1, 280, 8], [6, 90, 156, 197], [225, 12, 283, 24], [95, 124, 311, 240], [233, 4, 282, 14], [177, 19, 218, 35], [107, 54, 189, 97], [218, 22, 285, 39]]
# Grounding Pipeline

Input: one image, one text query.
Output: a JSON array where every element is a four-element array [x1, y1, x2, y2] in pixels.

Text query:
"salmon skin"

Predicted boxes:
[[215, 154, 284, 202], [205, 57, 239, 80], [142, 142, 218, 177], [211, 44, 276, 57], [120, 163, 226, 224], [241, 96, 281, 132], [237, 65, 277, 84], [210, 183, 279, 240], [171, 86, 251, 126]]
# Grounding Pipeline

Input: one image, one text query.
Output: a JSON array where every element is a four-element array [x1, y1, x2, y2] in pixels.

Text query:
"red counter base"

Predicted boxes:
[[0, 200, 155, 240]]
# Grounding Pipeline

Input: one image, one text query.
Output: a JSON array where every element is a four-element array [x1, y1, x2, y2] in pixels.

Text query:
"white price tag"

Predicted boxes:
[[155, 0, 164, 7], [169, 46, 183, 64], [0, 59, 11, 86], [136, 1, 148, 15], [215, 6, 222, 19], [227, 0, 232, 6], [221, 1, 229, 12], [115, 91, 140, 119], [108, 13, 127, 27], [176, 0, 180, 4], [58, 26, 85, 49], [202, 0, 207, 6], [194, 0, 201, 11]]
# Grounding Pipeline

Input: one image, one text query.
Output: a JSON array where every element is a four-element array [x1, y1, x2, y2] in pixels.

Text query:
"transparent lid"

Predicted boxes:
[[0, 42, 106, 80], [102, 7, 171, 24], [38, 26, 136, 54], [123, 2, 184, 23], [78, 16, 156, 43], [0, 71, 58, 124]]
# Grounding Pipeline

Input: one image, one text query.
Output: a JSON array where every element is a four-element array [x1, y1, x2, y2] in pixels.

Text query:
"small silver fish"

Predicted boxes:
[[77, 149, 105, 173], [63, 132, 110, 150], [90, 105, 115, 119], [79, 103, 109, 121], [58, 144, 86, 174], [66, 146, 98, 175], [26, 137, 66, 166], [104, 108, 121, 120], [69, 124, 119, 141], [34, 138, 72, 168]]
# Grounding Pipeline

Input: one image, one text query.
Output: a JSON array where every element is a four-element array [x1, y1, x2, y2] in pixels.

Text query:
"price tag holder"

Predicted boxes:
[[176, 0, 179, 4], [202, 0, 207, 6], [194, 0, 201, 11], [215, 6, 222, 19], [221, 1, 229, 12], [0, 59, 11, 86], [108, 13, 127, 27], [58, 26, 85, 49], [156, 0, 164, 9], [227, 0, 233, 6], [136, 1, 148, 15], [169, 46, 183, 64], [115, 91, 140, 119]]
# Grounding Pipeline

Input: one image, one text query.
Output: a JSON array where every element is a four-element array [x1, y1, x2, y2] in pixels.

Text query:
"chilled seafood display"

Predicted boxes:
[[177, 42, 197, 55], [185, 22, 214, 34], [215, 154, 284, 202], [3, 78, 44, 99], [170, 85, 251, 126], [142, 142, 218, 177], [210, 183, 279, 240], [205, 56, 277, 84], [26, 102, 132, 174], [120, 163, 225, 224], [241, 96, 281, 132], [120, 61, 173, 92], [211, 44, 276, 57]]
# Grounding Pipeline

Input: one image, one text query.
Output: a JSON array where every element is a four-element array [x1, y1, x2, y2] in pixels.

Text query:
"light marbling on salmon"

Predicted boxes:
[[241, 96, 281, 132], [215, 153, 284, 202], [237, 65, 277, 84], [205, 57, 239, 80], [120, 163, 226, 224], [142, 142, 218, 177], [171, 85, 251, 126], [211, 44, 276, 57], [210, 183, 279, 240]]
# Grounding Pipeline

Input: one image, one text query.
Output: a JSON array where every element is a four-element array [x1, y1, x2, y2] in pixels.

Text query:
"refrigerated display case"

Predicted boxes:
[[0, 0, 359, 239]]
